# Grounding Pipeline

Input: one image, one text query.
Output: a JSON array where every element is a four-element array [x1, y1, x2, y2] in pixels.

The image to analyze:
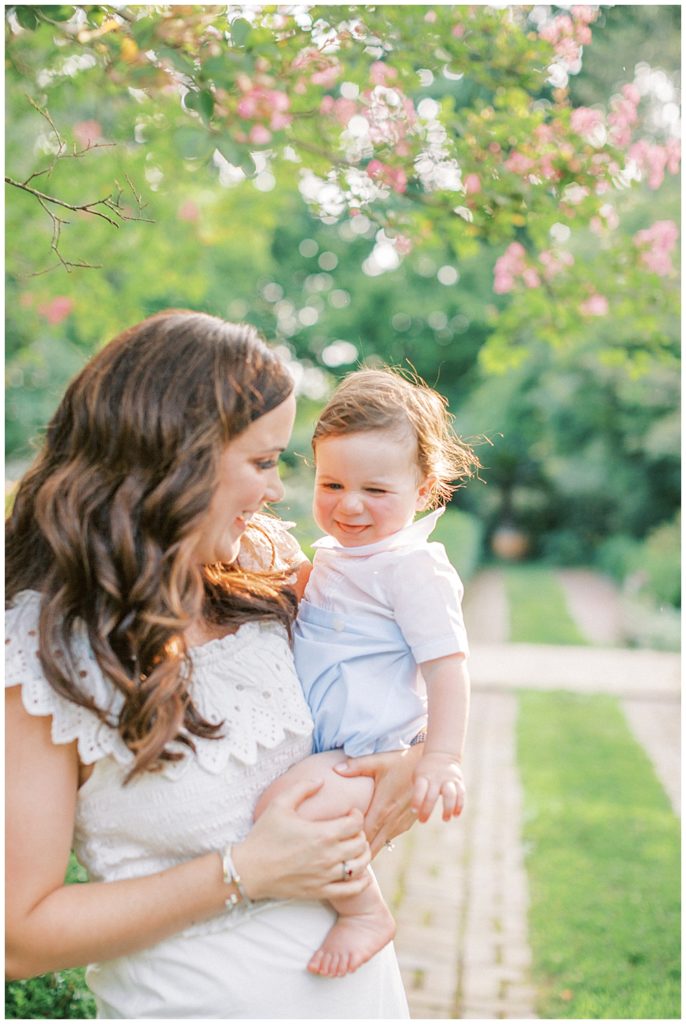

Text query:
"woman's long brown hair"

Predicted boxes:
[[6, 310, 295, 779]]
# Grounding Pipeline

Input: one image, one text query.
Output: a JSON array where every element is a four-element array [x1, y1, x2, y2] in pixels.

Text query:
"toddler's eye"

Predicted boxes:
[[322, 482, 343, 490], [366, 487, 386, 494]]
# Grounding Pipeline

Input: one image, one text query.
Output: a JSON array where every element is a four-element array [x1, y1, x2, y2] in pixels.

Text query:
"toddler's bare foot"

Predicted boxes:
[[307, 904, 395, 978]]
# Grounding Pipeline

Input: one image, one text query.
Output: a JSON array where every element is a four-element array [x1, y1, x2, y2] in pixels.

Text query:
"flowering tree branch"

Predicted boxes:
[[5, 96, 152, 272]]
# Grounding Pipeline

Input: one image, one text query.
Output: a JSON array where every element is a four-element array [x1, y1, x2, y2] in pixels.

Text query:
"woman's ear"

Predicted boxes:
[[416, 475, 437, 511]]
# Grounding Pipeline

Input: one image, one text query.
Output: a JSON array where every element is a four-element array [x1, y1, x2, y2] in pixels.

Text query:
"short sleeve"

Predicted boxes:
[[5, 590, 132, 767], [389, 544, 469, 664], [237, 515, 308, 576]]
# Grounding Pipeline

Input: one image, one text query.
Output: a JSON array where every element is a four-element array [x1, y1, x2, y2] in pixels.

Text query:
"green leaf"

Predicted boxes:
[[200, 55, 238, 90], [37, 5, 76, 21], [240, 151, 257, 177], [13, 6, 40, 30], [230, 18, 252, 48], [185, 89, 215, 124], [173, 126, 212, 160], [129, 15, 157, 49], [158, 45, 197, 78], [215, 136, 243, 166]]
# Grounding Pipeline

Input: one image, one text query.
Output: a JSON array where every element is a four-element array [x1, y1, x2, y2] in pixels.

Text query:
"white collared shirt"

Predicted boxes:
[[303, 507, 469, 666]]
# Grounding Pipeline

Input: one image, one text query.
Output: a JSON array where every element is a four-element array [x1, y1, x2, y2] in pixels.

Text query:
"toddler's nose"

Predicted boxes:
[[339, 492, 364, 514]]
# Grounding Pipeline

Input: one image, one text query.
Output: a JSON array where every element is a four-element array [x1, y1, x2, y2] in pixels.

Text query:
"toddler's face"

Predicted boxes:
[[312, 430, 433, 547]]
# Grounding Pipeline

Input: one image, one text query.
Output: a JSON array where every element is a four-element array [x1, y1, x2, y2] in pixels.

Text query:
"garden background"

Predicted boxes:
[[5, 3, 680, 1019]]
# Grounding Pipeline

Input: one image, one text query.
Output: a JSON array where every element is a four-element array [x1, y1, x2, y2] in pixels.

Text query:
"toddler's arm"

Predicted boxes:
[[412, 653, 470, 823]]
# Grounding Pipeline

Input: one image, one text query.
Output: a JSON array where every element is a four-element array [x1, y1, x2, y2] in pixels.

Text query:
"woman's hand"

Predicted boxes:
[[333, 745, 424, 856], [233, 778, 372, 902]]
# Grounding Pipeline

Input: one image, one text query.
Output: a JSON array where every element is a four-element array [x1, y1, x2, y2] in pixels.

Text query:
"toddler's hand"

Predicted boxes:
[[411, 752, 465, 823]]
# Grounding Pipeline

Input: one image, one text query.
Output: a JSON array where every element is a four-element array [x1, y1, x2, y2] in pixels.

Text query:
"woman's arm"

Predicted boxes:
[[6, 687, 370, 979]]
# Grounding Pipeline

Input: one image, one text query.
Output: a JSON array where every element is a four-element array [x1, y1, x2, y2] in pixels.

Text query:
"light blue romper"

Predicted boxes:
[[294, 509, 469, 756]]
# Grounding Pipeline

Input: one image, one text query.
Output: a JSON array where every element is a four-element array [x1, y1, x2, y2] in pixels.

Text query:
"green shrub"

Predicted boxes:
[[430, 505, 484, 582], [637, 513, 680, 608], [595, 533, 641, 583], [596, 514, 680, 609], [5, 970, 96, 1019], [539, 528, 590, 566]]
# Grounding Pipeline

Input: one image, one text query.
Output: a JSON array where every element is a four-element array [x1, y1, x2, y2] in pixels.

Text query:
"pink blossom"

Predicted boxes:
[[608, 87, 640, 148], [629, 140, 668, 189], [248, 124, 272, 144], [320, 95, 358, 126], [634, 220, 679, 276], [311, 64, 341, 89], [539, 249, 574, 278], [493, 272, 514, 295], [665, 137, 681, 175], [571, 106, 604, 139], [367, 159, 407, 194], [534, 123, 556, 144], [522, 268, 541, 288], [505, 151, 533, 175], [270, 111, 291, 131], [73, 120, 102, 148], [452, 24, 465, 38], [38, 296, 74, 325], [424, 9, 437, 23], [237, 85, 291, 131], [622, 83, 641, 105], [292, 48, 341, 87], [369, 61, 398, 86], [580, 293, 609, 316], [540, 9, 594, 65], [463, 173, 481, 195], [571, 6, 598, 25], [493, 242, 531, 293], [394, 234, 413, 256], [538, 154, 558, 180], [178, 200, 199, 222]]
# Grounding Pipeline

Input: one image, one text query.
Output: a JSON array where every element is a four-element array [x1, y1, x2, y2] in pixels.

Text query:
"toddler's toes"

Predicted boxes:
[[307, 949, 324, 975]]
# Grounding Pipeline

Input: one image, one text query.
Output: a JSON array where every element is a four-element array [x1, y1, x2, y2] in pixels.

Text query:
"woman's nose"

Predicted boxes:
[[265, 469, 285, 503]]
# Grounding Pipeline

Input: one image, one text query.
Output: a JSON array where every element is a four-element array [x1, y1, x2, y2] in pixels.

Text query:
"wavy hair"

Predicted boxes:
[[313, 367, 481, 507], [6, 310, 295, 779]]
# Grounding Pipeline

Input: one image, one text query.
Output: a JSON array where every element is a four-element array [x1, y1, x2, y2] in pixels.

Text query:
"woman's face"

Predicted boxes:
[[195, 392, 296, 565]]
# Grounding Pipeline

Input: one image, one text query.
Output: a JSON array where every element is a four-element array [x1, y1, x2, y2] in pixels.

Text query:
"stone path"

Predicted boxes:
[[375, 692, 536, 1019], [375, 567, 680, 1019]]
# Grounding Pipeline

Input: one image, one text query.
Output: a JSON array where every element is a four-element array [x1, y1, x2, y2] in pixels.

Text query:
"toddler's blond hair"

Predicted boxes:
[[312, 368, 480, 508]]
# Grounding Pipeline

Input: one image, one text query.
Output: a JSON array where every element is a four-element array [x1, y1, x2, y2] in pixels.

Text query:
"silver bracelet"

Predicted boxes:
[[221, 844, 253, 911]]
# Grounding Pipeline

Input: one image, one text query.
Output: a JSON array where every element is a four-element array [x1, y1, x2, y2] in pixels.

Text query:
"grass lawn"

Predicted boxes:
[[503, 564, 588, 645], [518, 690, 681, 1019]]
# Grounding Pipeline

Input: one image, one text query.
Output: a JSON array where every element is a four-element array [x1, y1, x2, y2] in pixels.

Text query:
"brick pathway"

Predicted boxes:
[[375, 691, 536, 1019], [374, 567, 680, 1019]]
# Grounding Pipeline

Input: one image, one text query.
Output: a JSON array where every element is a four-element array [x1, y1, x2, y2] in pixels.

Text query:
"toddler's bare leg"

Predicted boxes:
[[254, 750, 396, 977]]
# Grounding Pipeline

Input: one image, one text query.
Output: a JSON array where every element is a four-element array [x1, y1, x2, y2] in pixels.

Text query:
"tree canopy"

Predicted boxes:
[[5, 4, 680, 569]]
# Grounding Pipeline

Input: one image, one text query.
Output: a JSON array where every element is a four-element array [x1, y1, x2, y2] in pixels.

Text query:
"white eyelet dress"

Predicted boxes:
[[5, 523, 409, 1019]]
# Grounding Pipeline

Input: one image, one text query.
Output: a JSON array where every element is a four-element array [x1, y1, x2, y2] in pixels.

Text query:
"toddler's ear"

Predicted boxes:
[[416, 475, 437, 511]]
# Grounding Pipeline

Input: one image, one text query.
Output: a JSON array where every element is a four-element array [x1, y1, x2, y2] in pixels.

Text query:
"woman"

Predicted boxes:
[[5, 310, 418, 1018]]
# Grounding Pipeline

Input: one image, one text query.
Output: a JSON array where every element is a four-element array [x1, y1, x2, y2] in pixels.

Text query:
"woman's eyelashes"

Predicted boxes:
[[254, 457, 280, 470]]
